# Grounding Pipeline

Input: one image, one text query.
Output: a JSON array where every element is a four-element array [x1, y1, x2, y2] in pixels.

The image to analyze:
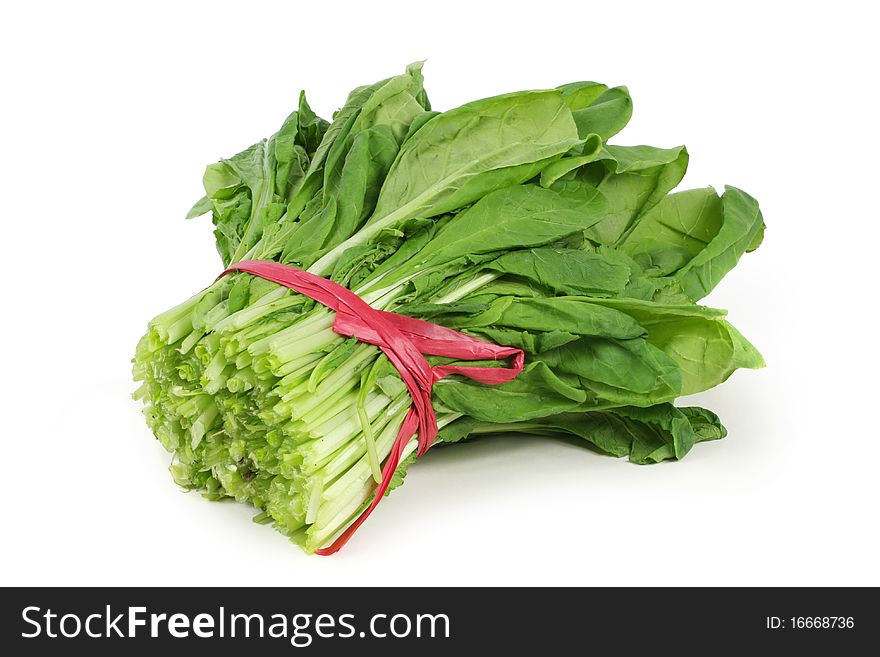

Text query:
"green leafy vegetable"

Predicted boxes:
[[134, 64, 764, 554]]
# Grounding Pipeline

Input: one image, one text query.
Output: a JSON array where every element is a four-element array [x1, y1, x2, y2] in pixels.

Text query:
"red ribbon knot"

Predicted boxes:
[[221, 260, 524, 554]]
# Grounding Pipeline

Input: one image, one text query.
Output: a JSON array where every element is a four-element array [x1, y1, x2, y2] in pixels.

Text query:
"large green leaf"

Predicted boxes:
[[561, 84, 633, 141], [432, 361, 585, 422], [309, 88, 581, 275], [581, 144, 689, 245], [438, 404, 726, 463], [483, 247, 633, 296], [619, 185, 766, 300], [407, 183, 607, 273]]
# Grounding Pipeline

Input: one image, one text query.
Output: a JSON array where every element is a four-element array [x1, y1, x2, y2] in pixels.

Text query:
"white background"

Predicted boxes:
[[2, 1, 878, 587]]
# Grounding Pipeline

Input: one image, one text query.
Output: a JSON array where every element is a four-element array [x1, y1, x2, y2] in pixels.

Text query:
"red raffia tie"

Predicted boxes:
[[220, 260, 525, 555]]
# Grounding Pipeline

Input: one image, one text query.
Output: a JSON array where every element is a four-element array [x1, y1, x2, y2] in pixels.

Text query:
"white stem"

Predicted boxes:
[[432, 272, 500, 304]]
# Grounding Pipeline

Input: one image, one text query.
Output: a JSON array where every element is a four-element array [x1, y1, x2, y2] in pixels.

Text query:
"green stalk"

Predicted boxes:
[[228, 140, 276, 265], [431, 271, 500, 304], [357, 358, 385, 483]]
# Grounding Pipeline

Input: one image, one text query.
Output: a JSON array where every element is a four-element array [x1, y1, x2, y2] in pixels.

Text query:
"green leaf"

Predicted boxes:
[[442, 296, 647, 340], [411, 183, 608, 272], [570, 86, 633, 141], [483, 247, 633, 296], [349, 61, 429, 144], [273, 94, 325, 203], [679, 406, 727, 443], [620, 186, 724, 276], [287, 63, 429, 224], [193, 139, 276, 266], [557, 81, 609, 110], [310, 88, 581, 275], [432, 361, 585, 422], [402, 110, 440, 142], [322, 125, 400, 248], [645, 317, 764, 395], [541, 337, 682, 398], [467, 327, 581, 354], [673, 186, 765, 300], [185, 195, 212, 220], [581, 144, 689, 245], [610, 405, 697, 460], [373, 89, 580, 220], [619, 186, 765, 300], [437, 403, 726, 464], [538, 133, 603, 187]]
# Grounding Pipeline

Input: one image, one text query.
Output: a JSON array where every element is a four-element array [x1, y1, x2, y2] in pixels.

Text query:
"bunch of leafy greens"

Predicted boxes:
[[133, 63, 764, 553]]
